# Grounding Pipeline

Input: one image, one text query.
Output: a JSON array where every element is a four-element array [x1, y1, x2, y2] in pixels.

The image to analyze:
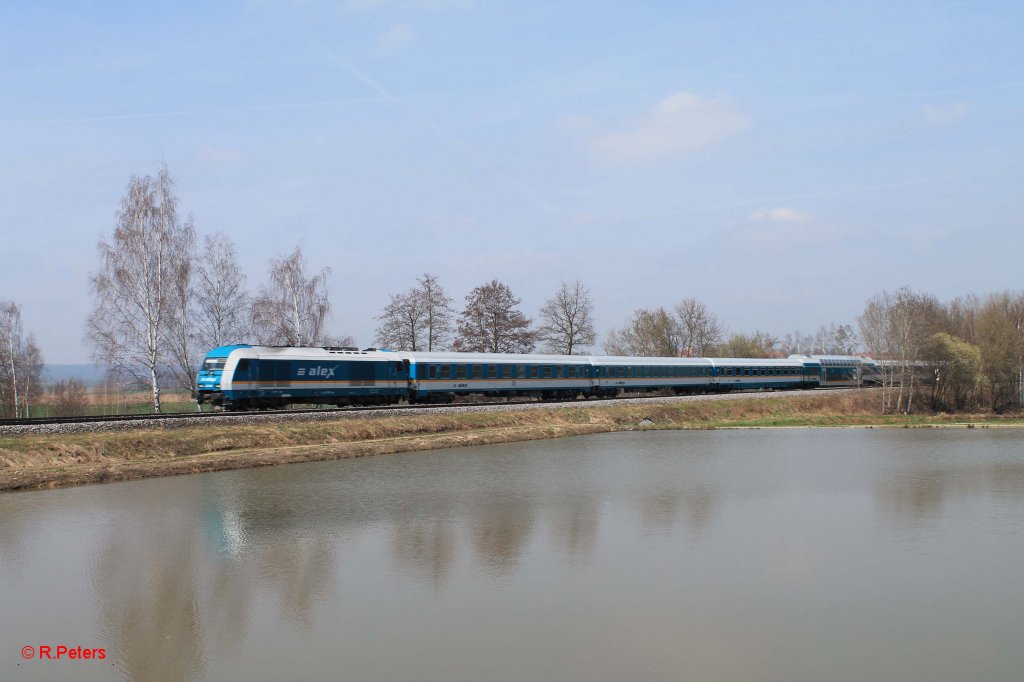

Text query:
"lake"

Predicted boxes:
[[2, 428, 1023, 681]]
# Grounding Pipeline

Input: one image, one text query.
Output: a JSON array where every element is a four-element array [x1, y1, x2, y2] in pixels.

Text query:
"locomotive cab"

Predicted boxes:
[[196, 344, 252, 409]]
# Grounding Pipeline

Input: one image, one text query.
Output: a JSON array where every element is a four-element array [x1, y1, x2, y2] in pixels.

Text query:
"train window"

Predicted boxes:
[[516, 365, 525, 379], [543, 366, 551, 378], [502, 365, 512, 379], [617, 367, 625, 378], [472, 365, 483, 379], [395, 362, 404, 373], [456, 365, 467, 379], [236, 359, 249, 372], [440, 365, 451, 379], [487, 365, 497, 379], [531, 366, 540, 379]]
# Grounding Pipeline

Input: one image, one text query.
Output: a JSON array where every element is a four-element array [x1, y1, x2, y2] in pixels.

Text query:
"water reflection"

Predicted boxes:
[[877, 462, 1024, 524], [2, 430, 1022, 682], [391, 519, 455, 590], [92, 508, 204, 682], [470, 495, 536, 575], [549, 493, 600, 562]]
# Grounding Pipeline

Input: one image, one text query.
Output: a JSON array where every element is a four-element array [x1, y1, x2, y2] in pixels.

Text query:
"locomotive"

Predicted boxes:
[[195, 345, 880, 411]]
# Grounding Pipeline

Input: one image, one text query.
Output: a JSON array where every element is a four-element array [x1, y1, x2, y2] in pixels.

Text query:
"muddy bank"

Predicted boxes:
[[2, 391, 1020, 492]]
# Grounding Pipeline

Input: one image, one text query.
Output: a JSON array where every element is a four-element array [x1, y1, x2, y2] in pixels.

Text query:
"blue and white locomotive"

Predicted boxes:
[[196, 344, 880, 411]]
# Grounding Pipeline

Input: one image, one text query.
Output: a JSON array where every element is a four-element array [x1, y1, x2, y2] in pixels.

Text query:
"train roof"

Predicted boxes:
[[403, 351, 593, 364]]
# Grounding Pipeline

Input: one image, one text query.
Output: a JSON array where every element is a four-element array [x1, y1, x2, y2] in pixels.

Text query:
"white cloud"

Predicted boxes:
[[378, 23, 415, 51], [590, 91, 749, 163], [748, 207, 813, 223], [923, 101, 969, 126]]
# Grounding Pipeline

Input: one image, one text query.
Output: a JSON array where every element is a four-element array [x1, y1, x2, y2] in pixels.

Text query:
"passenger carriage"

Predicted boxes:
[[589, 356, 714, 396], [405, 351, 593, 402]]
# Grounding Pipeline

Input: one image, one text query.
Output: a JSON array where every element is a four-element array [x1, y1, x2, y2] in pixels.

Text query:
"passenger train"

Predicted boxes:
[[195, 345, 881, 411]]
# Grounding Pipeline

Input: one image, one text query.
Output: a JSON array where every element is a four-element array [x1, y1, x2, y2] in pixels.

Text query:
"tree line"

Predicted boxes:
[[3, 166, 1023, 417]]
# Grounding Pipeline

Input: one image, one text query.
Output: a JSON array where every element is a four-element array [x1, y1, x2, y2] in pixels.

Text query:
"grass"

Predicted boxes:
[[2, 390, 1021, 492]]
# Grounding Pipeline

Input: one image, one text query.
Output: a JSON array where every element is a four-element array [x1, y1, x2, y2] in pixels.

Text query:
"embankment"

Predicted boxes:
[[1, 391, 1019, 492]]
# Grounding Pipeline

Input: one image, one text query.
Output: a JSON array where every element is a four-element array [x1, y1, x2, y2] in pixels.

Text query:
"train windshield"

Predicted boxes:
[[202, 358, 227, 371]]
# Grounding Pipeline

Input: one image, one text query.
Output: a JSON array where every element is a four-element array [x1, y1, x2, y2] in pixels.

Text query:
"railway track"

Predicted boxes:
[[0, 388, 860, 431], [0, 398, 549, 428]]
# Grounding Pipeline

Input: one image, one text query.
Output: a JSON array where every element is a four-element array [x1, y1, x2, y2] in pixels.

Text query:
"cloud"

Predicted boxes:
[[730, 207, 848, 246], [923, 101, 969, 126], [589, 91, 749, 163], [377, 23, 415, 51], [748, 207, 812, 223]]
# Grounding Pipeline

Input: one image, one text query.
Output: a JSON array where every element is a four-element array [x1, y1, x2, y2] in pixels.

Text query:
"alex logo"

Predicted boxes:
[[297, 366, 336, 378]]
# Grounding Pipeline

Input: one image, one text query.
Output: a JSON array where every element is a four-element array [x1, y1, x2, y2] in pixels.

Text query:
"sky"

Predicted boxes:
[[1, 0, 1022, 363]]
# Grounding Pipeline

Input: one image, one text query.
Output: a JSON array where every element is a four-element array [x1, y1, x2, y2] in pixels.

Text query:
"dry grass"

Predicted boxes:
[[2, 391, 1021, 492]]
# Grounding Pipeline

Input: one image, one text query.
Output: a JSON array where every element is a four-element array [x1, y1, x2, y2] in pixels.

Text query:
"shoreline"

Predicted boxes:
[[2, 391, 1021, 493]]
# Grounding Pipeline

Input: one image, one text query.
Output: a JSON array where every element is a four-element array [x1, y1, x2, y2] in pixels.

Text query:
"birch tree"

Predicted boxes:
[[376, 273, 454, 351], [453, 279, 534, 353], [86, 166, 194, 413], [0, 302, 42, 418], [537, 280, 596, 355], [858, 287, 940, 413], [193, 233, 250, 348], [0, 301, 23, 417], [251, 245, 332, 346]]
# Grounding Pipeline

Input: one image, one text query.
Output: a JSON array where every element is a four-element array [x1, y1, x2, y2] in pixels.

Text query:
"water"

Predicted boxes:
[[2, 428, 1024, 681]]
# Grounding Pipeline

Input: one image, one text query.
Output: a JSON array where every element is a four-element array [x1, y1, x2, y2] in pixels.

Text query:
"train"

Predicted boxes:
[[195, 345, 881, 411]]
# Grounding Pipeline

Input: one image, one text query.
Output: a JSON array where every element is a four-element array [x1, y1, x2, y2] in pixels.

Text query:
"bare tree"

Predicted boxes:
[[859, 287, 941, 413], [18, 335, 44, 418], [780, 330, 814, 355], [251, 245, 331, 346], [376, 289, 426, 351], [537, 280, 596, 355], [604, 307, 681, 357], [86, 166, 194, 413], [454, 279, 534, 353], [714, 331, 779, 358], [418, 273, 455, 351], [376, 273, 455, 351], [51, 378, 89, 418], [0, 302, 43, 418], [0, 300, 23, 417], [674, 298, 724, 357], [164, 234, 203, 409], [193, 233, 250, 348]]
